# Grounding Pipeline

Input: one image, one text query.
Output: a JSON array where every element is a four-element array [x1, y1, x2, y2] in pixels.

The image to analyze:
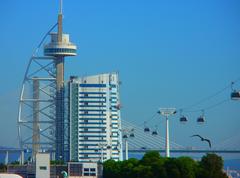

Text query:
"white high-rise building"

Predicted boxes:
[[68, 73, 123, 162]]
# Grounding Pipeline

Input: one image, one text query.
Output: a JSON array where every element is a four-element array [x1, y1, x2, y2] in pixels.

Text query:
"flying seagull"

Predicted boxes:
[[191, 134, 212, 148]]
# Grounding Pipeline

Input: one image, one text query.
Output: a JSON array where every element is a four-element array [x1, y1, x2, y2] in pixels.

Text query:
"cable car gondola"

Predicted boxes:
[[231, 90, 240, 100], [152, 131, 158, 136], [144, 121, 150, 133], [197, 116, 205, 124], [144, 127, 150, 132], [130, 133, 135, 138], [180, 116, 188, 123]]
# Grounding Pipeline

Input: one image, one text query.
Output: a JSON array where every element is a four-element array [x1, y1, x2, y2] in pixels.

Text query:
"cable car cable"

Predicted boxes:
[[180, 77, 240, 112]]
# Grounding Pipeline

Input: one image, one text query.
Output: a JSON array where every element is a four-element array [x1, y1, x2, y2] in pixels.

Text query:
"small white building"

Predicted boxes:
[[68, 162, 102, 178], [36, 153, 50, 178]]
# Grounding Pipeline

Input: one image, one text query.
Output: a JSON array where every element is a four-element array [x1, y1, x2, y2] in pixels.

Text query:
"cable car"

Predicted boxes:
[[180, 116, 188, 123], [144, 121, 150, 133], [130, 133, 135, 138], [231, 90, 240, 100], [197, 116, 205, 124], [152, 131, 158, 136], [144, 127, 150, 132]]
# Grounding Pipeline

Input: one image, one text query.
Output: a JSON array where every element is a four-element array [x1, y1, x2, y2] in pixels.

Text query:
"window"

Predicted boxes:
[[84, 168, 89, 172], [84, 167, 96, 177], [84, 154, 88, 158], [39, 166, 47, 170], [90, 168, 96, 172]]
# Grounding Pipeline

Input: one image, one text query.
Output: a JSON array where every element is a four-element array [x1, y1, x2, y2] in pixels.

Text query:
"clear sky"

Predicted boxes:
[[0, 0, 240, 150]]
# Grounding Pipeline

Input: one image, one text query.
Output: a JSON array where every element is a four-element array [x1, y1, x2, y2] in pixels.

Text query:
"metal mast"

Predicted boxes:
[[17, 0, 77, 162], [44, 0, 77, 161], [158, 108, 176, 158], [55, 0, 65, 161]]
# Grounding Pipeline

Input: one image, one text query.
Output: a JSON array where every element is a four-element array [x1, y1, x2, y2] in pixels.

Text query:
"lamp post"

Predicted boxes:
[[121, 128, 134, 160], [158, 108, 176, 158]]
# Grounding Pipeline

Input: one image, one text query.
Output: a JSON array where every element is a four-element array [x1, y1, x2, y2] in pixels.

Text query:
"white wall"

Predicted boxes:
[[36, 153, 50, 178]]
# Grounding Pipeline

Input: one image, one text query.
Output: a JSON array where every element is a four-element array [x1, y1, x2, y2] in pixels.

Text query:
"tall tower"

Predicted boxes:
[[44, 0, 77, 160], [17, 0, 76, 163]]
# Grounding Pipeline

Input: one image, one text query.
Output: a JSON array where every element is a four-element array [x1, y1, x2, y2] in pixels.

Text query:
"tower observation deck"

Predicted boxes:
[[17, 0, 77, 162], [44, 1, 77, 160], [44, 0, 77, 161]]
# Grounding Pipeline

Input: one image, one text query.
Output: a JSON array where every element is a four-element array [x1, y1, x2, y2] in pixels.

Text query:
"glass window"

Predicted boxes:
[[84, 168, 89, 172], [90, 168, 96, 172]]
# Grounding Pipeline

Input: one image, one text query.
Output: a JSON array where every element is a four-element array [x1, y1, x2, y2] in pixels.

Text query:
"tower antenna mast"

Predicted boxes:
[[60, 0, 63, 14]]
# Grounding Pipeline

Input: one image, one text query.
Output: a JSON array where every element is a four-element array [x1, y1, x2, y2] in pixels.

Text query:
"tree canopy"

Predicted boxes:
[[103, 151, 227, 178]]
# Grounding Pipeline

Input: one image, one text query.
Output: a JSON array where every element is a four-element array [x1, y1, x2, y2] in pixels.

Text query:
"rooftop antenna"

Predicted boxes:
[[59, 0, 63, 14], [58, 0, 63, 42]]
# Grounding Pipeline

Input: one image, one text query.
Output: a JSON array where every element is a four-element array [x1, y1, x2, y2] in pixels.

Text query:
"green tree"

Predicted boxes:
[[164, 158, 181, 178], [133, 164, 153, 178], [140, 151, 167, 178], [176, 157, 197, 178], [103, 159, 121, 178], [50, 160, 64, 165], [0, 163, 7, 173], [197, 153, 227, 178], [121, 158, 139, 178], [10, 161, 20, 165], [140, 151, 161, 165]]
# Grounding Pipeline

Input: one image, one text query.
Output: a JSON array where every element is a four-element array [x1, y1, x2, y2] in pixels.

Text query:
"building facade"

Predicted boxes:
[[68, 73, 123, 162]]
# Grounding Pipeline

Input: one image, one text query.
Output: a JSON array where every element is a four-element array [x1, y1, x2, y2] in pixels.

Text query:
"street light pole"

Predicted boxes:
[[125, 139, 128, 160], [158, 108, 176, 158], [121, 128, 134, 160], [165, 115, 170, 157]]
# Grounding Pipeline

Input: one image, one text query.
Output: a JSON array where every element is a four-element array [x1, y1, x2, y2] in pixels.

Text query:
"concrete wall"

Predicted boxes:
[[36, 153, 50, 178]]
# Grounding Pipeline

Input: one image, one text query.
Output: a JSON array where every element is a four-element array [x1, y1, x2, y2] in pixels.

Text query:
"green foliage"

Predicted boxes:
[[164, 158, 181, 178], [10, 161, 20, 165], [0, 163, 7, 173], [133, 165, 153, 178], [50, 160, 65, 165], [176, 157, 197, 178], [102, 152, 227, 178], [140, 151, 161, 165], [103, 159, 122, 178], [197, 153, 228, 178]]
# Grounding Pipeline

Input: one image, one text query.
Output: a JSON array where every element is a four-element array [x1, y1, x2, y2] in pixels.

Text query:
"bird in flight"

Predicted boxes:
[[191, 134, 211, 148]]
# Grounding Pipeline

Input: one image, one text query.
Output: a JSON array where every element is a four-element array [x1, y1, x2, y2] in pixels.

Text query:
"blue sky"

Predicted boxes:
[[0, 0, 240, 150]]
